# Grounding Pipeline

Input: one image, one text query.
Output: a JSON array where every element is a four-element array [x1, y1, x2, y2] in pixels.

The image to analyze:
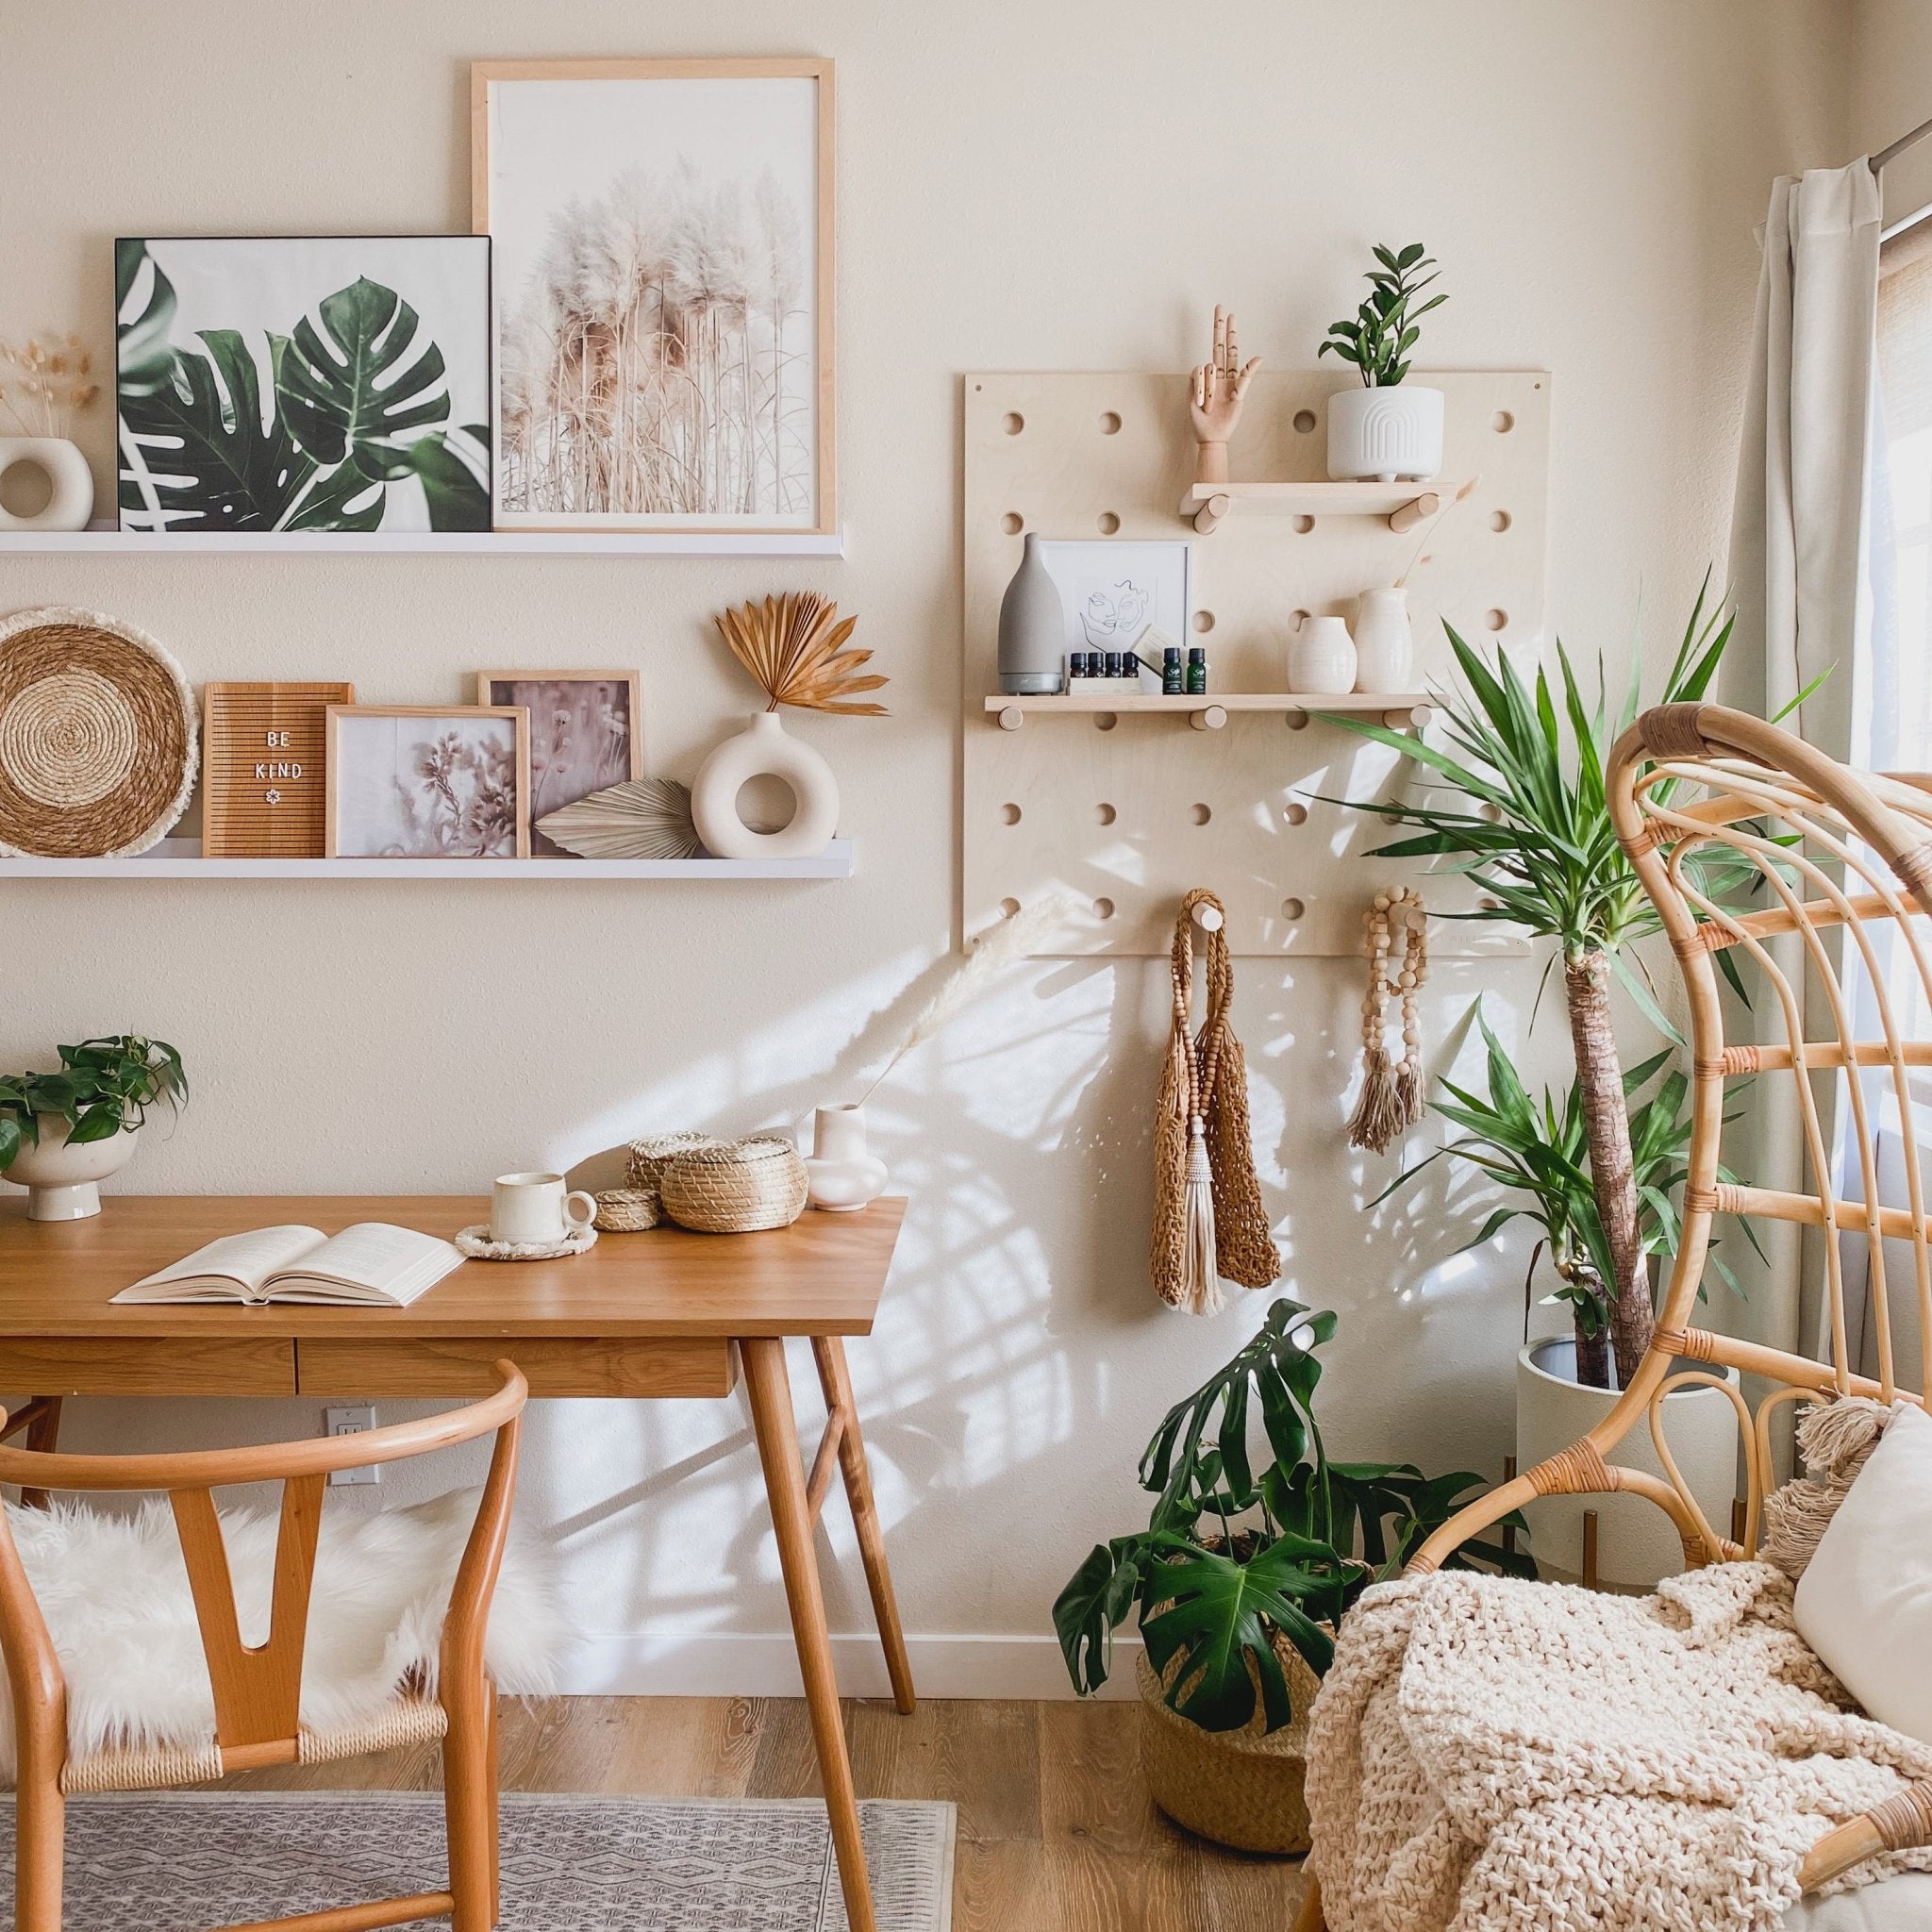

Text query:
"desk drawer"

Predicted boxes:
[[296, 1337, 737, 1399], [0, 1338, 297, 1396]]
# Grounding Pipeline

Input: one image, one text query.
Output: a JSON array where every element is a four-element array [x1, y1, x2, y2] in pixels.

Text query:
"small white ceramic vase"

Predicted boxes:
[[804, 1104, 889, 1213], [0, 438, 94, 533], [1325, 385, 1444, 482], [691, 711, 840, 860], [1288, 615, 1357, 695], [1352, 588, 1415, 692], [5, 1120, 139, 1219]]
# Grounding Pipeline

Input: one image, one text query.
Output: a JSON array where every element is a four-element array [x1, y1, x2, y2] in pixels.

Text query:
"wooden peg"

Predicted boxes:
[[1191, 901, 1224, 932], [997, 706, 1024, 731], [1189, 705, 1227, 731], [1382, 704, 1434, 730], [1191, 491, 1231, 535], [1387, 491, 1441, 535]]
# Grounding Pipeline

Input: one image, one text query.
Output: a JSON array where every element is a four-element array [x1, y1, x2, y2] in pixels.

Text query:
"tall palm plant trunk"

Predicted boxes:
[[1564, 946, 1656, 1386]]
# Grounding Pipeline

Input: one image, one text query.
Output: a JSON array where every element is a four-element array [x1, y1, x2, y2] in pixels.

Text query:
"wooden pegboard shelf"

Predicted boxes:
[[1177, 479, 1468, 536], [983, 692, 1433, 731]]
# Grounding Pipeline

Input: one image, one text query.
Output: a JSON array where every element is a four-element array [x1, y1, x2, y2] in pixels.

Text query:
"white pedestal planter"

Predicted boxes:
[[803, 1104, 889, 1213], [4, 1121, 140, 1219], [1326, 385, 1444, 482], [1517, 1337, 1740, 1588]]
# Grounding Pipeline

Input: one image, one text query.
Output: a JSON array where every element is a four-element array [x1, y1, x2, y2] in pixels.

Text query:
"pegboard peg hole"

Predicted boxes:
[[1292, 408, 1318, 434], [1283, 800, 1308, 826], [1281, 897, 1306, 921], [1095, 711, 1118, 731], [999, 897, 1021, 918], [1486, 608, 1508, 632], [1285, 709, 1310, 730], [1191, 610, 1215, 634], [1292, 514, 1315, 535], [1100, 410, 1122, 435], [1094, 802, 1117, 825], [1092, 896, 1115, 921], [1190, 802, 1212, 825], [1003, 411, 1024, 435], [1097, 511, 1120, 535], [1490, 509, 1511, 533], [1000, 802, 1022, 825], [1491, 409, 1515, 433], [1000, 511, 1023, 535]]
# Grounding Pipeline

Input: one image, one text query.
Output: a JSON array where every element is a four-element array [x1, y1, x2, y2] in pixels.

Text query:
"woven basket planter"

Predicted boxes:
[[1135, 1629, 1323, 1854], [659, 1137, 809, 1234]]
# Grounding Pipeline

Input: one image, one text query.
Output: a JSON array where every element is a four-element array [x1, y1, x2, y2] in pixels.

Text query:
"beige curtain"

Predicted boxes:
[[1724, 162, 1882, 1385]]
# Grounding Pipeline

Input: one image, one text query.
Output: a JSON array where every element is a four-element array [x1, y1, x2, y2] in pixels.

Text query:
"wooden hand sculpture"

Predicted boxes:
[[1189, 306, 1261, 486]]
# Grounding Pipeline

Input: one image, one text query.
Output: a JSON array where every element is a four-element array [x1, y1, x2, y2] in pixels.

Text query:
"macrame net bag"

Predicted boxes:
[[1150, 889, 1281, 1313]]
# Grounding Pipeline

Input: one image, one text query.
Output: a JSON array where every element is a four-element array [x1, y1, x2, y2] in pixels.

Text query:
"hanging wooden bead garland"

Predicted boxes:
[[1346, 887, 1428, 1154]]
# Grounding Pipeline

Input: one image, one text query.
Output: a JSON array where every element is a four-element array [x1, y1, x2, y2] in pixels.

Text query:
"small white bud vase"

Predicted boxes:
[[0, 438, 94, 533], [804, 1104, 890, 1213], [4, 1120, 139, 1219], [1352, 588, 1415, 692], [1288, 614, 1357, 695], [1325, 385, 1444, 483], [691, 710, 839, 860]]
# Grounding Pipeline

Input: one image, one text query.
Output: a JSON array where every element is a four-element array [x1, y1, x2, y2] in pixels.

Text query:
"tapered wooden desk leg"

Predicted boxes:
[[743, 1337, 876, 1932], [19, 1399, 61, 1512], [811, 1336, 916, 1715]]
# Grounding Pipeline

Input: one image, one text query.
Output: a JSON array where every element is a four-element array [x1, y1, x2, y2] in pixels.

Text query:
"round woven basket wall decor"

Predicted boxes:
[[659, 1136, 810, 1234], [0, 607, 198, 858]]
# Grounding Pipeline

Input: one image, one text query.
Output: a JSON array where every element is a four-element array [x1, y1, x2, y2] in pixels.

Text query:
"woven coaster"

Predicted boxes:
[[0, 606, 198, 858], [453, 1224, 598, 1261]]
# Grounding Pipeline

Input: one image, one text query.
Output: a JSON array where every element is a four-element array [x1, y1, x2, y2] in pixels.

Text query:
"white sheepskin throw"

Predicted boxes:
[[1306, 1564, 1932, 1932], [0, 1489, 564, 1782]]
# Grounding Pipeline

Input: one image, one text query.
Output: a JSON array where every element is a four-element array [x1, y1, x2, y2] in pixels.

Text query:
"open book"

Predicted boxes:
[[112, 1223, 466, 1307]]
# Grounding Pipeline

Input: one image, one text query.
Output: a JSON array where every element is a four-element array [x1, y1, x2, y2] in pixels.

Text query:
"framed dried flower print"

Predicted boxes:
[[472, 58, 835, 537], [475, 670, 641, 856], [325, 706, 530, 858]]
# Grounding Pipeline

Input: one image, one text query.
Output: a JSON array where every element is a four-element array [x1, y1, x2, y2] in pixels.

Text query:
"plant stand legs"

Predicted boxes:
[[742, 1336, 878, 1932]]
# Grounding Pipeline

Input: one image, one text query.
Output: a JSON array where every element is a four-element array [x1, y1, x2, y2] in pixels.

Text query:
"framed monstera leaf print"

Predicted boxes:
[[115, 236, 492, 534]]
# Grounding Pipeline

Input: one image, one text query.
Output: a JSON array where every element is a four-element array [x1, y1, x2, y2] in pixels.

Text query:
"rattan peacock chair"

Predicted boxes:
[[1294, 703, 1932, 1931]]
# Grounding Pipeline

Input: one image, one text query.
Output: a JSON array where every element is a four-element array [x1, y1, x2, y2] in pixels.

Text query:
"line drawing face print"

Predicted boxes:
[[1077, 578, 1153, 649]]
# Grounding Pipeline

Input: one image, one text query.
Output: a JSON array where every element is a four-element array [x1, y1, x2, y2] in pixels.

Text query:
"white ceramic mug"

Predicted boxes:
[[491, 1172, 596, 1245]]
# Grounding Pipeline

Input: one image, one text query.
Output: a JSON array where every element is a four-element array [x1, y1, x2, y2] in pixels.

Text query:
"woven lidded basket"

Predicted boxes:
[[1135, 1628, 1322, 1855], [659, 1136, 809, 1234], [593, 1188, 660, 1232], [625, 1131, 724, 1190]]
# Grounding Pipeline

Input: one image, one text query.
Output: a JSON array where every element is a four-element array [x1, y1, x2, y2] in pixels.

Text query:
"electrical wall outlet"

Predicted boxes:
[[324, 1405, 379, 1487]]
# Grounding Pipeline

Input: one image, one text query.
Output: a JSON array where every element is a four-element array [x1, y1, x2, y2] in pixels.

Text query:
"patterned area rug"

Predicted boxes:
[[8, 1790, 956, 1931]]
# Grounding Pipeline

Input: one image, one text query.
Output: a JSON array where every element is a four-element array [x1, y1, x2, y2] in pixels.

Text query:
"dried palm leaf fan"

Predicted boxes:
[[1151, 890, 1280, 1313], [536, 777, 699, 860], [714, 592, 889, 714]]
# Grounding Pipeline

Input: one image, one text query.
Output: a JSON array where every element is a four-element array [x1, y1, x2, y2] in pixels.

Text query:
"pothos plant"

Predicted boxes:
[[1318, 242, 1445, 387], [1055, 1299, 1532, 1735], [115, 242, 490, 533], [0, 1037, 187, 1173]]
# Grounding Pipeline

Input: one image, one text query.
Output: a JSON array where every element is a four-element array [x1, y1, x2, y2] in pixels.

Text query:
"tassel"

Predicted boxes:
[[1346, 1047, 1403, 1155], [1182, 1115, 1223, 1315], [1759, 1396, 1896, 1579]]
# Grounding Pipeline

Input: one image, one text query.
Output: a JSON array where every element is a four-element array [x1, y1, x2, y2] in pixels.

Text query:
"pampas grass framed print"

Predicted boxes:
[[115, 237, 492, 534], [475, 670, 641, 855], [325, 706, 530, 858], [472, 58, 835, 538]]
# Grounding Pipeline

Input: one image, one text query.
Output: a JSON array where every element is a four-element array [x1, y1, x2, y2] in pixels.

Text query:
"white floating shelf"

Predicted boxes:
[[0, 526, 846, 558], [983, 692, 1432, 730], [1177, 479, 1469, 535], [0, 838, 855, 880]]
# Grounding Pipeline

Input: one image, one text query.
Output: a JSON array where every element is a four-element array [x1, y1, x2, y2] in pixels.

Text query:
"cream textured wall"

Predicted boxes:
[[1853, 0, 1932, 227], [0, 1, 1848, 1693]]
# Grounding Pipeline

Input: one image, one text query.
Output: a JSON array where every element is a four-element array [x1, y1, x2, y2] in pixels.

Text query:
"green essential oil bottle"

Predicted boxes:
[[1162, 646, 1184, 695], [1186, 646, 1208, 695]]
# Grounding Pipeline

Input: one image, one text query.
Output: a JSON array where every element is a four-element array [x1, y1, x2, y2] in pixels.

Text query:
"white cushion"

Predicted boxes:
[[1796, 1401, 1932, 1744], [1782, 1875, 1932, 1930], [0, 1488, 562, 1781]]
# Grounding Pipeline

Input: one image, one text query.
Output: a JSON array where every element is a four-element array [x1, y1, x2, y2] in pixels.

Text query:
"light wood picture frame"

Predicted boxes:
[[474, 669, 643, 856], [325, 706, 531, 858], [202, 682, 355, 858], [471, 58, 836, 539]]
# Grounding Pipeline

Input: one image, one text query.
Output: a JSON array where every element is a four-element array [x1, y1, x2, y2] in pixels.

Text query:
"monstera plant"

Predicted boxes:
[[1055, 1298, 1531, 1735], [115, 241, 489, 532]]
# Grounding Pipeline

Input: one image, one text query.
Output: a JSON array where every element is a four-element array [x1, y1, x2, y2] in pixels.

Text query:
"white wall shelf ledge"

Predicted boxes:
[[1177, 480, 1468, 535], [984, 692, 1433, 730], [0, 838, 856, 880], [0, 527, 847, 558]]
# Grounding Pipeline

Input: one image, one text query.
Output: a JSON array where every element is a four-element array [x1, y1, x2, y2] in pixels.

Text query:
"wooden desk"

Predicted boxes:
[[0, 1194, 912, 1932]]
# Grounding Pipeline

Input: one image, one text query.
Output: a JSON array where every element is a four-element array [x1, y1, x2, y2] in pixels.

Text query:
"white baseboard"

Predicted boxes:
[[557, 1629, 1141, 1701]]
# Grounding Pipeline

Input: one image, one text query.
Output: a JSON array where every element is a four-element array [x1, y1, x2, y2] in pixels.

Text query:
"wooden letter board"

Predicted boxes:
[[202, 682, 355, 858]]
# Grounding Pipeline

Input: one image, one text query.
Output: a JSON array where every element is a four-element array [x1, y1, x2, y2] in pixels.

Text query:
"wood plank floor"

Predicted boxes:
[[225, 1695, 1311, 1930]]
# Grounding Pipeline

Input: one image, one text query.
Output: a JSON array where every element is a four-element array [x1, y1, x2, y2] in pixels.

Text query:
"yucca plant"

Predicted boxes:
[[1330, 578, 1773, 1386], [1374, 1007, 1755, 1377]]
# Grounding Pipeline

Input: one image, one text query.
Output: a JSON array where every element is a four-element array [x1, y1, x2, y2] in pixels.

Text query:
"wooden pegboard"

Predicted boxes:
[[962, 369, 1550, 955]]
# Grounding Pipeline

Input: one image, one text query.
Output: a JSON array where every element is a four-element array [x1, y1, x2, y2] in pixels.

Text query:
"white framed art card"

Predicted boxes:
[[1035, 540, 1193, 662], [472, 58, 836, 538]]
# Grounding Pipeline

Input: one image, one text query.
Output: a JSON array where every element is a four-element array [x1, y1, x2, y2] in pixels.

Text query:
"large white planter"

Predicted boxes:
[[1517, 1336, 1740, 1588], [4, 1120, 140, 1219], [1326, 385, 1444, 482]]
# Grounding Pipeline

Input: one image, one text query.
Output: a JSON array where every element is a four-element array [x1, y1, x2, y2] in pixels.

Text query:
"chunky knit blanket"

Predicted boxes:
[[1306, 1565, 1932, 1931]]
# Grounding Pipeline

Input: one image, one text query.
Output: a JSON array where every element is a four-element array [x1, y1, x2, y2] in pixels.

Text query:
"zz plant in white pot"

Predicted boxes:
[[1320, 242, 1447, 482]]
